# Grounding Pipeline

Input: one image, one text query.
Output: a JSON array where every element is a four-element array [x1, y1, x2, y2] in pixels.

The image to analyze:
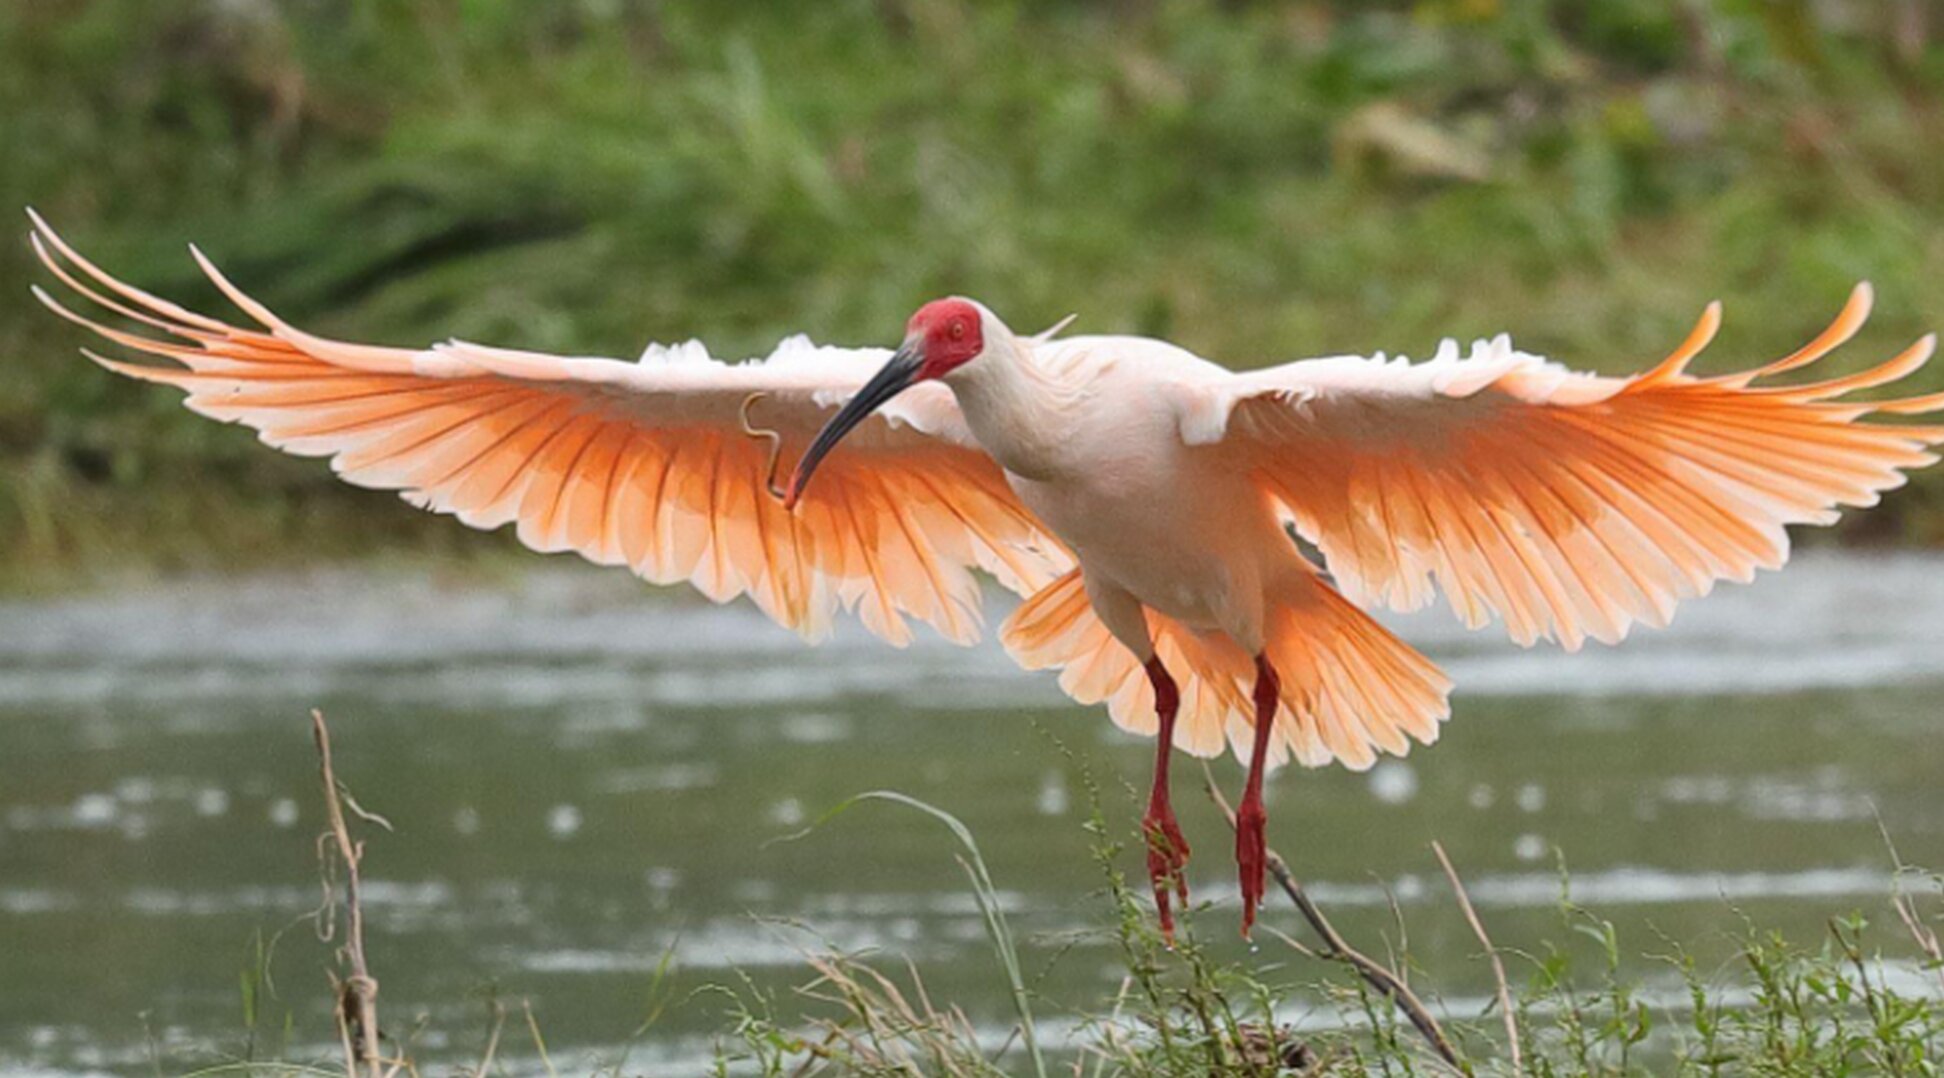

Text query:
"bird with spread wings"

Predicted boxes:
[[29, 210, 1943, 936]]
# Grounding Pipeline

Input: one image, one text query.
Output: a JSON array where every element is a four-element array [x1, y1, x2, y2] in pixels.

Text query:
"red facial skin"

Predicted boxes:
[[777, 298, 986, 510], [907, 298, 985, 379]]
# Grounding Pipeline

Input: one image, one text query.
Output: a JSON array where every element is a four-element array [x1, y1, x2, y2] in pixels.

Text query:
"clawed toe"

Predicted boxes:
[[1144, 811, 1192, 941], [1236, 801, 1267, 938]]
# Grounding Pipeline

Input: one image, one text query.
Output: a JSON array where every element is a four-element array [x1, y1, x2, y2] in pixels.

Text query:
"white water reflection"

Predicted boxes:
[[4, 553, 1944, 705]]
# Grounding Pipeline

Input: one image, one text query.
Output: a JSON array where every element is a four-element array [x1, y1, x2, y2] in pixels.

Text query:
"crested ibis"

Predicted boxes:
[[28, 210, 1944, 938]]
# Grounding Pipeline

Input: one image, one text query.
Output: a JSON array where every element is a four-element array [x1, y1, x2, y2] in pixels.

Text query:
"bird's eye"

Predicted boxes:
[[948, 319, 966, 341]]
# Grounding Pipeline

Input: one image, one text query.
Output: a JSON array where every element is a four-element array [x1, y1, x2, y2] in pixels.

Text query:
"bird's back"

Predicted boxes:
[[1029, 333, 1235, 388]]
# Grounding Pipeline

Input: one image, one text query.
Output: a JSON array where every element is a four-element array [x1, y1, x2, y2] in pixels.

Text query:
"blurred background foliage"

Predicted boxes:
[[4, 0, 1943, 589]]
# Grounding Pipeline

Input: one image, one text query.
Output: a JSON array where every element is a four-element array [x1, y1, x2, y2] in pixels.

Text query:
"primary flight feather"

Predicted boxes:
[[29, 210, 1943, 937]]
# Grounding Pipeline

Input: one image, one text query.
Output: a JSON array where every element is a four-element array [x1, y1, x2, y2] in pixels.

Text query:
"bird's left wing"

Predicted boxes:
[[30, 215, 1070, 645], [1177, 287, 1944, 649]]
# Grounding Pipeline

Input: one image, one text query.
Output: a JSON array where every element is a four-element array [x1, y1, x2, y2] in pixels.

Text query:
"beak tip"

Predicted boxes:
[[786, 345, 919, 514]]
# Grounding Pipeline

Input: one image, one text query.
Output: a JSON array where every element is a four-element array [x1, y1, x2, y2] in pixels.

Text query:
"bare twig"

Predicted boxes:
[[1200, 764, 1460, 1070], [1259, 924, 1318, 960], [312, 709, 386, 1078], [468, 999, 507, 1078], [1086, 977, 1134, 1078], [1381, 877, 1411, 989], [1435, 840, 1522, 1075], [1892, 886, 1944, 999], [1876, 817, 1944, 999], [522, 1001, 559, 1078], [785, 1027, 842, 1078], [381, 1019, 424, 1078]]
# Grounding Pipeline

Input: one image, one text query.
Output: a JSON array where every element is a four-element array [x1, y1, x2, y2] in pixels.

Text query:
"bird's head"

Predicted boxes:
[[784, 297, 999, 509]]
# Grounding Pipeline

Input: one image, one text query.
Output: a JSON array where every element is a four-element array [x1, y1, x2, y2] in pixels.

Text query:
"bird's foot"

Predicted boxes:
[[1143, 801, 1191, 943], [1235, 791, 1268, 939]]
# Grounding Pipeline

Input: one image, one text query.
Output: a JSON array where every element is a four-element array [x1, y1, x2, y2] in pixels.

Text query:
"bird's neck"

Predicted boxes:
[[946, 336, 1087, 481]]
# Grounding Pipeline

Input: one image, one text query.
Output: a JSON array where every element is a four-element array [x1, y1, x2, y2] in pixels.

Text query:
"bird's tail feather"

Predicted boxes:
[[1000, 568, 1452, 770]]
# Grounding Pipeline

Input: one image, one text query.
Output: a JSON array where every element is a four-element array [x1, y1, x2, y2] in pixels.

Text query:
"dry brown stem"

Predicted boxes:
[[1200, 766, 1460, 1070], [1877, 821, 1944, 1000], [312, 709, 402, 1078], [468, 999, 507, 1078], [522, 1000, 559, 1078], [1434, 840, 1521, 1074]]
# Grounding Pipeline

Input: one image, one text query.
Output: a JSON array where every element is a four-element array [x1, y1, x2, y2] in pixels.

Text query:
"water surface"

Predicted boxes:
[[2, 553, 1941, 1073]]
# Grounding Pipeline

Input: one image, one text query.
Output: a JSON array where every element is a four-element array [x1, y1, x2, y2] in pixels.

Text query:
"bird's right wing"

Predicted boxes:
[[1177, 288, 1944, 650], [31, 214, 1071, 646]]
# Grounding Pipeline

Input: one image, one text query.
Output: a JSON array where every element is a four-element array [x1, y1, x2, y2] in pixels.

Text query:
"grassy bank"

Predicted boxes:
[[6, 1, 1944, 590]]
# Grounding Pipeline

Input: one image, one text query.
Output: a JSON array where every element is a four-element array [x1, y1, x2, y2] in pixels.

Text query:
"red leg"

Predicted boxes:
[[1141, 656, 1190, 943], [1236, 654, 1280, 939]]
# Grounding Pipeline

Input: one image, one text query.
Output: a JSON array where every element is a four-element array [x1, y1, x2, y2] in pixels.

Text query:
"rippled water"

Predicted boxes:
[[2, 553, 1942, 1074]]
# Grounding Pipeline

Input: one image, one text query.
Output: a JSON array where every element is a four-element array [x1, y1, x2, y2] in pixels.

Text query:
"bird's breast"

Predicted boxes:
[[1008, 450, 1275, 632]]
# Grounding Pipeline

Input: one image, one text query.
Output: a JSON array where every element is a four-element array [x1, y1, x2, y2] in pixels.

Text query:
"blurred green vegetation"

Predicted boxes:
[[5, 0, 1944, 589]]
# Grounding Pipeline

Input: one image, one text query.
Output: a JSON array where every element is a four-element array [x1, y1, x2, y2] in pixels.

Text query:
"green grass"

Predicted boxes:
[[197, 762, 1944, 1077], [698, 786, 1943, 1075], [6, 0, 1944, 590]]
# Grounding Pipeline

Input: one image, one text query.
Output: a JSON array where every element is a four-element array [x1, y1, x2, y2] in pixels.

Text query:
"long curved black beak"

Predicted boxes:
[[784, 343, 923, 509]]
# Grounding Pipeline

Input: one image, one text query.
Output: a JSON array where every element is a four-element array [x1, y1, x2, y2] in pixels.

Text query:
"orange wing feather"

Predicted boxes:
[[1002, 566, 1452, 770], [1223, 289, 1943, 651], [30, 215, 1070, 646]]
